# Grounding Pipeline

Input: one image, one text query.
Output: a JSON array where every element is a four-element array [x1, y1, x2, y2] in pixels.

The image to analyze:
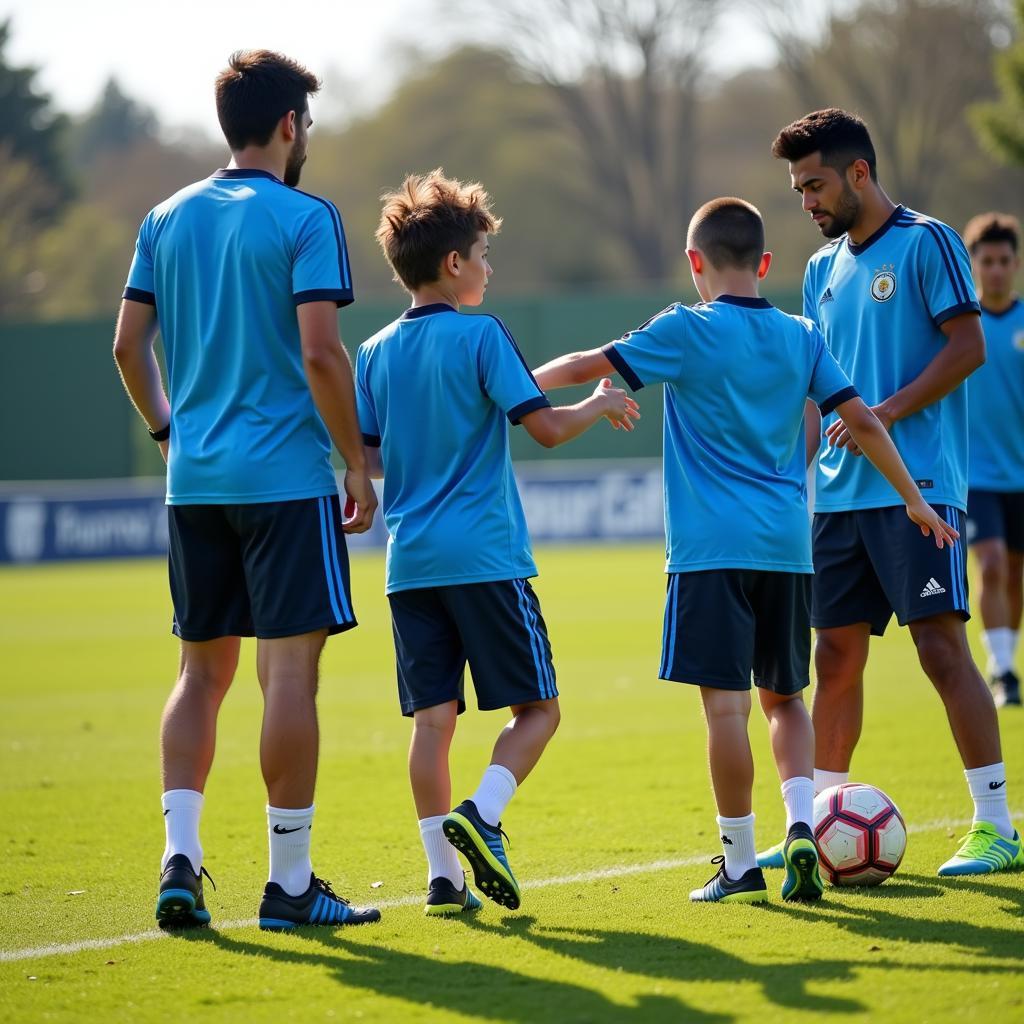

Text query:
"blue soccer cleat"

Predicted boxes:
[[937, 822, 1024, 876], [756, 837, 786, 870], [443, 799, 521, 910], [689, 856, 768, 903], [258, 874, 381, 930], [781, 822, 824, 902], [156, 853, 214, 929]]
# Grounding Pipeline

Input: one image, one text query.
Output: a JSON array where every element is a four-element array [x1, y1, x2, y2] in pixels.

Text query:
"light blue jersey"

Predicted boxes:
[[356, 304, 550, 594], [123, 168, 354, 505], [969, 299, 1024, 490], [803, 205, 979, 512], [603, 296, 855, 574]]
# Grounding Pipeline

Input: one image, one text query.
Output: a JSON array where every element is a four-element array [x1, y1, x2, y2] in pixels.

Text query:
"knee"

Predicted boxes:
[[814, 636, 866, 689], [514, 699, 561, 736], [979, 555, 1007, 591], [178, 663, 234, 702], [913, 626, 967, 689]]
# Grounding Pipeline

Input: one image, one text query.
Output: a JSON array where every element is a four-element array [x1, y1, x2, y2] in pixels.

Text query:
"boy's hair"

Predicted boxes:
[[771, 108, 877, 182], [215, 50, 320, 151], [963, 212, 1020, 254], [687, 197, 765, 272], [376, 169, 502, 290]]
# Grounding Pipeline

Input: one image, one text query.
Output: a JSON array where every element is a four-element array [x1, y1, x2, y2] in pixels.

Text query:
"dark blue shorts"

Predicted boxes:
[[967, 490, 1024, 551], [388, 579, 557, 716], [811, 506, 968, 636], [168, 495, 356, 642], [659, 570, 811, 694]]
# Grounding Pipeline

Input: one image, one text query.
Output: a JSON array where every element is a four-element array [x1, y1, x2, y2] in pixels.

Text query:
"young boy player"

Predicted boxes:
[[532, 198, 957, 902], [357, 170, 639, 914]]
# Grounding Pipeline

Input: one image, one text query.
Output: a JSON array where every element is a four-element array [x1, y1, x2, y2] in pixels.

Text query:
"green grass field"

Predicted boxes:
[[1, 545, 1022, 1023]]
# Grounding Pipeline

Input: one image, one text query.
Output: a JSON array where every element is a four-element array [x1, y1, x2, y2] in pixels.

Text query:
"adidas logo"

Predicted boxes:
[[820, 287, 835, 306], [920, 577, 946, 598]]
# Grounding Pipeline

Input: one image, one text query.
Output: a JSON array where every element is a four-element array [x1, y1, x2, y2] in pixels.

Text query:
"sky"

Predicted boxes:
[[4, 0, 777, 139]]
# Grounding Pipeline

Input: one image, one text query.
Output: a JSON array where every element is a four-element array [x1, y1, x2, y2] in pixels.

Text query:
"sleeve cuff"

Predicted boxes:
[[361, 433, 381, 447], [933, 301, 980, 326], [123, 287, 156, 306], [601, 342, 644, 392], [294, 288, 355, 308], [507, 394, 551, 425], [818, 386, 859, 416]]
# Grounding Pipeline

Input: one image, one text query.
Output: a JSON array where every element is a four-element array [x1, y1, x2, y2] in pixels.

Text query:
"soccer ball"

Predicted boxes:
[[813, 783, 907, 886]]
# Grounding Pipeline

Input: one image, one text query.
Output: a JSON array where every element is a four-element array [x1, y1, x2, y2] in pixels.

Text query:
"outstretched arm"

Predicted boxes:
[[533, 348, 617, 391], [832, 396, 959, 548], [521, 379, 639, 448]]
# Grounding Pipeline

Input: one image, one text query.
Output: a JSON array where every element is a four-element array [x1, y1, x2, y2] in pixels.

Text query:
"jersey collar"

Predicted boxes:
[[846, 204, 905, 256], [980, 297, 1020, 318], [211, 168, 283, 182], [714, 295, 772, 309], [401, 303, 458, 320]]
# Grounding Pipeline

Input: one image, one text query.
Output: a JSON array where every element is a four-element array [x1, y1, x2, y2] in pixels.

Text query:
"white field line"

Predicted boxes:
[[0, 812, 1011, 965]]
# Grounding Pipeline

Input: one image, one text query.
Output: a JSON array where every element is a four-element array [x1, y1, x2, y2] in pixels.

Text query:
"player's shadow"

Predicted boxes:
[[779, 879, 1023, 961], [918, 871, 1024, 917], [174, 926, 732, 1024], [462, 912, 864, 1016]]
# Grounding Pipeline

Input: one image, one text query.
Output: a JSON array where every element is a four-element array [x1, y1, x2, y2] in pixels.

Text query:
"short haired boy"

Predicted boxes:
[[357, 170, 639, 915], [533, 197, 957, 903], [962, 212, 1024, 708]]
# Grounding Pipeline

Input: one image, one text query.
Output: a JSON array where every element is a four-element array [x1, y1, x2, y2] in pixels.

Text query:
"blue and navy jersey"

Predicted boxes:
[[603, 296, 855, 574], [356, 304, 551, 594], [803, 205, 979, 513], [123, 168, 354, 505], [969, 299, 1024, 490]]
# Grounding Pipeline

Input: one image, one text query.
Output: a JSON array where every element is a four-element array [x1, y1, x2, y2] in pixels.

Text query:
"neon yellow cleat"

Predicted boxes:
[[937, 822, 1024, 876]]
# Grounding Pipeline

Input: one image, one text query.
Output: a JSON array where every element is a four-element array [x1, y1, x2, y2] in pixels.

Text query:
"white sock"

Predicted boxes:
[[981, 628, 1015, 676], [813, 768, 849, 796], [267, 804, 315, 897], [471, 764, 517, 827], [781, 776, 815, 829], [717, 813, 757, 880], [965, 763, 1013, 839], [419, 815, 464, 887], [161, 789, 203, 873]]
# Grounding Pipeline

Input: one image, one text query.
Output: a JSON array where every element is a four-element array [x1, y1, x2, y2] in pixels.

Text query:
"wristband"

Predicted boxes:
[[148, 423, 171, 442]]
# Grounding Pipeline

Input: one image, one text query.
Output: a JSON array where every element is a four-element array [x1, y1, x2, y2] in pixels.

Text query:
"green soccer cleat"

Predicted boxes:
[[689, 856, 769, 904], [756, 837, 786, 870], [156, 853, 214, 929], [781, 822, 824, 902], [424, 876, 483, 916], [443, 799, 521, 910], [937, 822, 1024, 876]]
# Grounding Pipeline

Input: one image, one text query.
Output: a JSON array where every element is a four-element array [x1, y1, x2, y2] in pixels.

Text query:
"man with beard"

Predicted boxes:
[[114, 50, 381, 929], [758, 108, 1021, 877]]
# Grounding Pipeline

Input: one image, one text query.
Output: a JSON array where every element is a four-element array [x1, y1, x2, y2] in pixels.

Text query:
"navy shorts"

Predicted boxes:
[[659, 570, 811, 694], [967, 489, 1024, 551], [168, 495, 357, 642], [811, 506, 968, 636], [388, 579, 557, 716]]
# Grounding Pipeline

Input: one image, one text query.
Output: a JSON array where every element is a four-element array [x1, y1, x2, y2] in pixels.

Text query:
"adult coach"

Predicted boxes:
[[113, 50, 380, 929], [963, 213, 1024, 708], [764, 108, 1020, 876]]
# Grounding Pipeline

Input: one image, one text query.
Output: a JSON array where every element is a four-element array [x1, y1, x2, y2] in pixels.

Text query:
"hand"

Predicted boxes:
[[906, 500, 959, 549], [825, 402, 893, 457], [342, 468, 378, 534], [594, 378, 640, 431]]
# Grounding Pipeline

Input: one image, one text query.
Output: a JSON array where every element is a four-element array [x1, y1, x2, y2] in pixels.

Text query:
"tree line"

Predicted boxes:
[[1, 0, 1023, 322]]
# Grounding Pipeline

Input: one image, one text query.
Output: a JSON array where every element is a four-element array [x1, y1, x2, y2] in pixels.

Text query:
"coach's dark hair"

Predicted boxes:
[[963, 211, 1020, 254], [376, 169, 502, 290], [771, 108, 877, 182], [687, 197, 765, 272], [215, 50, 320, 151]]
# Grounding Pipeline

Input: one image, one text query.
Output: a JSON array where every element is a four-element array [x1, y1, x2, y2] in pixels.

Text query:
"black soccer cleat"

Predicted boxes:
[[781, 822, 825, 902], [689, 856, 768, 903], [258, 874, 381, 930], [424, 875, 483, 916], [991, 670, 1021, 708], [156, 853, 214, 929]]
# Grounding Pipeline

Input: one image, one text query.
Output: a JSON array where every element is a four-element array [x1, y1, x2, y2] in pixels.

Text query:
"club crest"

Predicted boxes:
[[1013, 330, 1024, 352], [870, 265, 897, 302]]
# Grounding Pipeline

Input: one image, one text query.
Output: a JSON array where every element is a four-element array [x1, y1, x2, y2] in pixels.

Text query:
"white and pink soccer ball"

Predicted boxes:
[[813, 783, 907, 886]]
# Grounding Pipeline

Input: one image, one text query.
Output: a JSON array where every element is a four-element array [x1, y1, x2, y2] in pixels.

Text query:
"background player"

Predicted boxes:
[[113, 50, 380, 930], [531, 197, 955, 903], [963, 212, 1024, 708], [766, 108, 1021, 877], [358, 170, 638, 915]]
